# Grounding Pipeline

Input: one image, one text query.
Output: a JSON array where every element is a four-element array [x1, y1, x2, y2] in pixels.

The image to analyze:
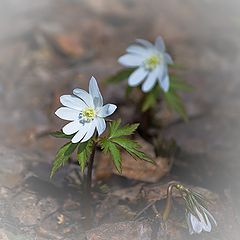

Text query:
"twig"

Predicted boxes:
[[133, 200, 157, 221]]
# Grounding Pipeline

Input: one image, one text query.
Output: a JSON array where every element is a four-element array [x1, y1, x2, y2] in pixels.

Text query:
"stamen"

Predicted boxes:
[[79, 107, 95, 125], [144, 54, 161, 70]]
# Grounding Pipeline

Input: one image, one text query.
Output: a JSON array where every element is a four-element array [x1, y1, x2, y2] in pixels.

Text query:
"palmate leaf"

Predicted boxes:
[[100, 119, 153, 173], [50, 130, 74, 139], [163, 89, 188, 121], [141, 85, 161, 112], [105, 68, 135, 84], [109, 119, 139, 138], [170, 63, 186, 70], [51, 141, 78, 178], [112, 137, 154, 164], [170, 76, 193, 92], [101, 139, 122, 173], [142, 91, 157, 112], [141, 76, 191, 113], [77, 139, 94, 172], [161, 75, 191, 121]]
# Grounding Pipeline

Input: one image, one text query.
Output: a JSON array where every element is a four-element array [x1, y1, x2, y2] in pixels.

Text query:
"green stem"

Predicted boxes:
[[86, 141, 96, 193], [82, 141, 97, 230]]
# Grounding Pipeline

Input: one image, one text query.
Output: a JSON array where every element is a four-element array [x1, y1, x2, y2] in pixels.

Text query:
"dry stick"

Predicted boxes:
[[134, 182, 181, 222], [133, 201, 157, 220]]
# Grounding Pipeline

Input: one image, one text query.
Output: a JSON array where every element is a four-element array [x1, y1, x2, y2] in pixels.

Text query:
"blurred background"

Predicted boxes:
[[0, 0, 240, 239]]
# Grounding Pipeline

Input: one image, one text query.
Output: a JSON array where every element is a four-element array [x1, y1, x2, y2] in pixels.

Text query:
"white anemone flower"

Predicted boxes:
[[186, 206, 217, 235], [55, 76, 117, 143], [118, 36, 173, 93]]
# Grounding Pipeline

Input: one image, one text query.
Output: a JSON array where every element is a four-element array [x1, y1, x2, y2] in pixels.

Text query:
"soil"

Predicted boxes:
[[0, 0, 240, 239]]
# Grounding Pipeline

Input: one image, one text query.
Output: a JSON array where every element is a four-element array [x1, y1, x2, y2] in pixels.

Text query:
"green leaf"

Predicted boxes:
[[163, 89, 188, 121], [109, 119, 139, 138], [77, 139, 93, 172], [126, 85, 133, 97], [100, 120, 154, 173], [170, 63, 186, 70], [50, 130, 74, 139], [141, 85, 161, 112], [105, 68, 135, 84], [100, 138, 122, 173], [51, 141, 78, 178], [142, 91, 157, 112], [109, 119, 121, 136], [112, 137, 154, 164], [170, 76, 193, 92], [108, 142, 122, 173]]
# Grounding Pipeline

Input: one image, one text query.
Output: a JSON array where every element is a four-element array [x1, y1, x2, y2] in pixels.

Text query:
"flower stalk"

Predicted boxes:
[[162, 182, 217, 235], [162, 182, 180, 222], [85, 140, 97, 194], [52, 76, 153, 229], [82, 141, 97, 230]]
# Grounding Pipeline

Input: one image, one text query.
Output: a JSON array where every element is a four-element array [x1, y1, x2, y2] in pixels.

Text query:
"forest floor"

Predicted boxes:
[[0, 0, 240, 239]]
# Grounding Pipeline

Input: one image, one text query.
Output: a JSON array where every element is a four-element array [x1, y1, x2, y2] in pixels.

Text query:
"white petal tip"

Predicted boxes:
[[90, 76, 97, 85], [141, 86, 151, 93], [62, 129, 69, 135], [55, 108, 63, 118], [55, 109, 59, 117], [110, 105, 117, 115], [118, 56, 126, 65], [73, 88, 80, 95]]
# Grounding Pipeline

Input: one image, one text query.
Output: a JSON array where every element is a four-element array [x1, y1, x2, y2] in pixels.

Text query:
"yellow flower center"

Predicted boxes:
[[79, 107, 95, 124], [82, 107, 95, 119], [144, 55, 160, 70]]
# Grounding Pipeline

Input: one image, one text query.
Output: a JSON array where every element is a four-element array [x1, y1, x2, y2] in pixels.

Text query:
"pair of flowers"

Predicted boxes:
[[54, 37, 217, 235], [55, 36, 172, 144]]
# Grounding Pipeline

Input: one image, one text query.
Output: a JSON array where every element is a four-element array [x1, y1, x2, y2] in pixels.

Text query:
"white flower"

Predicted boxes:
[[186, 206, 217, 235], [118, 36, 173, 93], [55, 76, 117, 143]]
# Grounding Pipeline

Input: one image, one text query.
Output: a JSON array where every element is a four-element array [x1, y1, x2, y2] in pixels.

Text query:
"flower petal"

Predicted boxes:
[[63, 121, 81, 135], [60, 95, 87, 110], [186, 213, 194, 235], [155, 36, 165, 51], [160, 74, 170, 92], [141, 67, 159, 92], [80, 120, 96, 142], [118, 54, 144, 67], [164, 53, 173, 64], [73, 88, 94, 107], [195, 208, 212, 233], [71, 123, 90, 143], [190, 213, 203, 234], [55, 107, 80, 121], [97, 104, 117, 118], [126, 44, 149, 57], [202, 214, 212, 232], [96, 117, 106, 136], [89, 76, 103, 108], [158, 66, 170, 92], [128, 67, 148, 87], [202, 207, 217, 226], [136, 38, 154, 48]]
